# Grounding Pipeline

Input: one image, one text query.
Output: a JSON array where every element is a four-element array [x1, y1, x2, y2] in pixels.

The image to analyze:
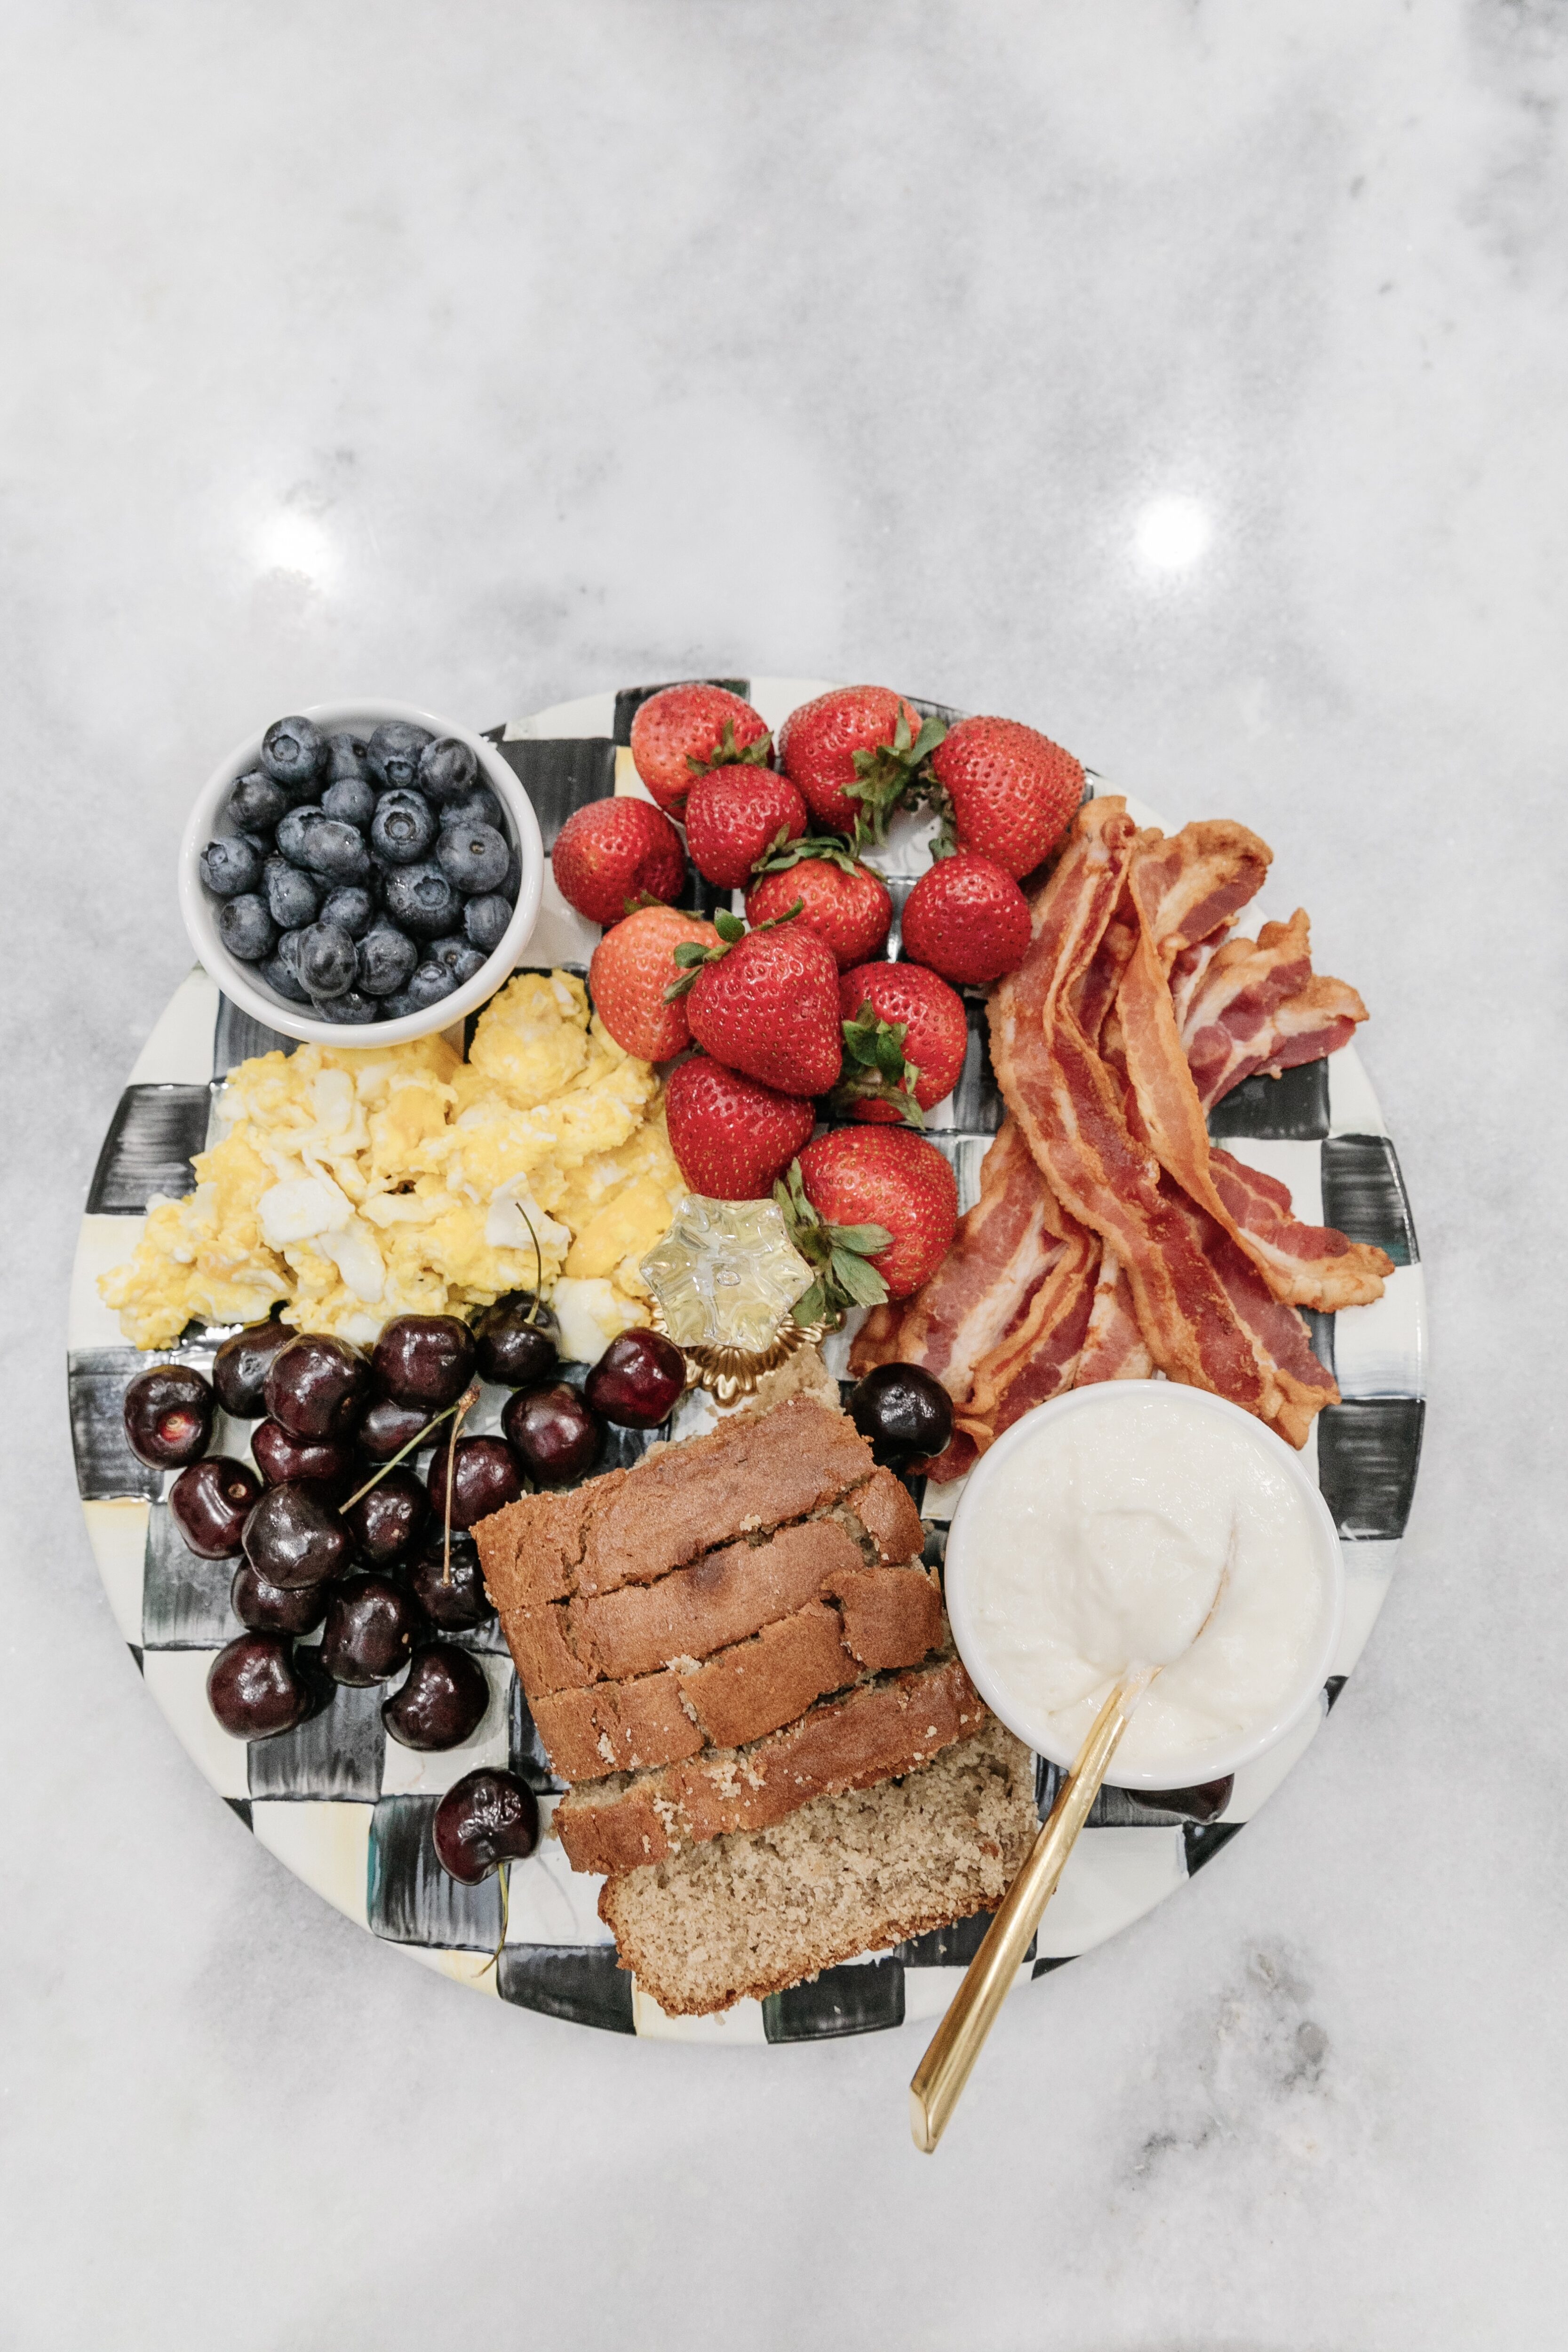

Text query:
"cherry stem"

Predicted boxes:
[[441, 1384, 480, 1586], [341, 1386, 478, 1510], [478, 1858, 510, 1979]]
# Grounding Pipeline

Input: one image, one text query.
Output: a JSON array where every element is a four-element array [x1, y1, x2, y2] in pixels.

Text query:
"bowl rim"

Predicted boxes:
[[941, 1379, 1345, 1791], [177, 698, 544, 1048]]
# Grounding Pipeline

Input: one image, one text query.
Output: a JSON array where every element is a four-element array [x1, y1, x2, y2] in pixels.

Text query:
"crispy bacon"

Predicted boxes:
[[1159, 1180, 1337, 1447], [939, 1188, 1097, 1475], [1075, 1245, 1153, 1385], [1181, 910, 1368, 1110], [1126, 818, 1271, 967], [1208, 1147, 1390, 1311]]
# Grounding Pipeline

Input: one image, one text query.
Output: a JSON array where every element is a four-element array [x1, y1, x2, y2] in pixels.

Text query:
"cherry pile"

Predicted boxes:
[[122, 1308, 689, 1803]]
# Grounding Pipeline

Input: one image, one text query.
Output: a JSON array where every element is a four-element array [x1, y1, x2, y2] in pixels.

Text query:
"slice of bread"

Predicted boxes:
[[600, 1715, 1039, 2016]]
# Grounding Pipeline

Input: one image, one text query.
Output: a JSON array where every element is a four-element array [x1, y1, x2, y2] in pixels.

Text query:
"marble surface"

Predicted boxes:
[[3, 2, 1565, 2344]]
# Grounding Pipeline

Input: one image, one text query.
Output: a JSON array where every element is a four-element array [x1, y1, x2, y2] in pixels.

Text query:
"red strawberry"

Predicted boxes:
[[670, 909, 844, 1096], [794, 1128, 958, 1301], [900, 851, 1031, 985], [778, 686, 939, 838], [745, 852, 891, 968], [665, 1056, 815, 1200], [629, 683, 770, 818], [552, 798, 686, 928], [684, 767, 809, 890], [833, 961, 969, 1124], [589, 906, 719, 1060], [930, 715, 1083, 878]]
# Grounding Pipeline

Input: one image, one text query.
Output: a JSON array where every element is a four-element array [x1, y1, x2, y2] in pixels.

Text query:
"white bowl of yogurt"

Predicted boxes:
[[942, 1383, 1343, 1791]]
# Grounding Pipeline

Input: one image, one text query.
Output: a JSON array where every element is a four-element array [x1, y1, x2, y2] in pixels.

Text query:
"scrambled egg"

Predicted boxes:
[[101, 972, 685, 1357]]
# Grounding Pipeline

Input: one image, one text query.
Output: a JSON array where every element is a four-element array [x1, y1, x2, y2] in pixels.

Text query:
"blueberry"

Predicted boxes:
[[366, 723, 433, 794], [382, 860, 461, 937], [417, 736, 479, 807], [321, 774, 376, 829], [428, 938, 486, 985], [239, 830, 273, 861], [261, 715, 327, 795], [276, 804, 324, 864], [301, 818, 371, 885], [263, 855, 321, 930], [356, 923, 418, 998], [258, 949, 310, 1004], [315, 988, 380, 1025], [200, 834, 262, 897], [379, 988, 419, 1019], [437, 821, 509, 896], [369, 789, 438, 867], [406, 958, 460, 1010], [227, 770, 288, 835], [463, 893, 512, 954], [217, 893, 278, 962], [319, 885, 374, 938], [326, 732, 371, 782], [438, 783, 504, 833], [297, 921, 358, 999]]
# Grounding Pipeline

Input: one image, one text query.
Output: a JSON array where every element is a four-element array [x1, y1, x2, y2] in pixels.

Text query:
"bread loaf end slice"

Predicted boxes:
[[600, 1716, 1038, 2016]]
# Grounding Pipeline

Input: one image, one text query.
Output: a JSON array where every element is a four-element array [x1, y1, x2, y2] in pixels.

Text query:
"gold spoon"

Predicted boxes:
[[909, 1530, 1235, 2153]]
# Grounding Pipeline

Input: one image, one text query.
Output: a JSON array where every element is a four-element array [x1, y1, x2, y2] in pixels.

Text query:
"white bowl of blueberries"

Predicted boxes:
[[180, 700, 544, 1044]]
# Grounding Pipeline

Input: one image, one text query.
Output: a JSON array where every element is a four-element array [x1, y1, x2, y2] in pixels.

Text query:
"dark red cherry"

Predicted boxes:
[[211, 1316, 295, 1418], [241, 1480, 351, 1590], [207, 1633, 316, 1740], [357, 1395, 436, 1462], [848, 1362, 954, 1470], [122, 1363, 215, 1469], [263, 1334, 369, 1438], [251, 1418, 357, 1494], [406, 1534, 493, 1631], [382, 1643, 490, 1750], [371, 1314, 476, 1410], [433, 1768, 540, 1882], [501, 1383, 602, 1486], [169, 1456, 263, 1558], [319, 1573, 428, 1685], [426, 1434, 524, 1528], [472, 1294, 560, 1389], [230, 1561, 328, 1635], [583, 1330, 686, 1429], [343, 1465, 428, 1562]]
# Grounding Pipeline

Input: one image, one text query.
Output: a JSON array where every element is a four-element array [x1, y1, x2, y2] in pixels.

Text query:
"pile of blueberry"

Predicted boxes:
[[120, 1302, 689, 1885], [199, 714, 520, 1024]]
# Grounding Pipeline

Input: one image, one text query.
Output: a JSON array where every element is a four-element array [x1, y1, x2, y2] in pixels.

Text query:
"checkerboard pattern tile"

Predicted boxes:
[[69, 683, 1425, 2042]]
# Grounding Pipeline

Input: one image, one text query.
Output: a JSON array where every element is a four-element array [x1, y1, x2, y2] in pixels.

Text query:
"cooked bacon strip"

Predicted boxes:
[[847, 1122, 1063, 1396], [1208, 1148, 1390, 1311], [1126, 819, 1271, 968], [1072, 912, 1138, 1049], [1159, 1180, 1337, 1447], [1180, 910, 1368, 1110], [991, 799, 1284, 1428], [1074, 1246, 1153, 1384], [925, 1199, 1098, 1484], [1119, 835, 1388, 1315]]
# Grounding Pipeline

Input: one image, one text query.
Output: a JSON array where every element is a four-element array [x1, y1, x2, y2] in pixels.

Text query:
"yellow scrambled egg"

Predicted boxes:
[[101, 972, 684, 1357]]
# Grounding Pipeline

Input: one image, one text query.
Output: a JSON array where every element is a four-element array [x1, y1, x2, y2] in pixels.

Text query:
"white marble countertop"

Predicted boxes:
[[5, 3, 1565, 2345]]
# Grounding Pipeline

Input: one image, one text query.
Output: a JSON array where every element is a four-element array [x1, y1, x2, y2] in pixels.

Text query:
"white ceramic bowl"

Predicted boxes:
[[942, 1382, 1344, 1790], [178, 699, 544, 1047]]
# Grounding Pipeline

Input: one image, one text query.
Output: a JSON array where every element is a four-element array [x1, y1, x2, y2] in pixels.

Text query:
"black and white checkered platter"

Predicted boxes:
[[68, 678, 1425, 2044]]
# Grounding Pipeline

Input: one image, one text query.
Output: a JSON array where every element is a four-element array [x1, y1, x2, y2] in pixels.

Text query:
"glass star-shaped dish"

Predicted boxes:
[[640, 1194, 814, 1353]]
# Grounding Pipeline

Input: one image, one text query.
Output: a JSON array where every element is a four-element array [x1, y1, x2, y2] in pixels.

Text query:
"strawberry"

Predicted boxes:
[[629, 683, 771, 818], [899, 850, 1031, 985], [790, 1128, 958, 1304], [833, 961, 969, 1125], [552, 797, 687, 928], [589, 906, 719, 1060], [666, 907, 843, 1096], [778, 686, 944, 839], [684, 766, 809, 890], [745, 845, 891, 968], [665, 1056, 816, 1200], [929, 715, 1083, 878]]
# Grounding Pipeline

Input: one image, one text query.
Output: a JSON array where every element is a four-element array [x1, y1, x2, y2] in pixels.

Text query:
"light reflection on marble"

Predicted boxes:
[[4, 3, 1567, 2348]]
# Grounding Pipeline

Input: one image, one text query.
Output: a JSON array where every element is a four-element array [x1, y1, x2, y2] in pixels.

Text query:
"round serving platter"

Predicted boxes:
[[67, 677, 1427, 2045]]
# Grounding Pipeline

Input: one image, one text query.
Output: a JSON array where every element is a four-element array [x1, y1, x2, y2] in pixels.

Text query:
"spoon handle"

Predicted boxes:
[[909, 1678, 1140, 2153]]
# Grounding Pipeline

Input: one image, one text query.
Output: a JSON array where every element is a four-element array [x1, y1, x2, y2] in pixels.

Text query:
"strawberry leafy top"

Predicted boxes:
[[828, 1000, 924, 1128], [662, 899, 804, 1001], [685, 718, 773, 778], [842, 709, 948, 842], [774, 1158, 892, 1328]]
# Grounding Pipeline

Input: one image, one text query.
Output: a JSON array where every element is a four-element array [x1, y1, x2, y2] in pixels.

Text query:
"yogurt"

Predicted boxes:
[[945, 1383, 1340, 1785]]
